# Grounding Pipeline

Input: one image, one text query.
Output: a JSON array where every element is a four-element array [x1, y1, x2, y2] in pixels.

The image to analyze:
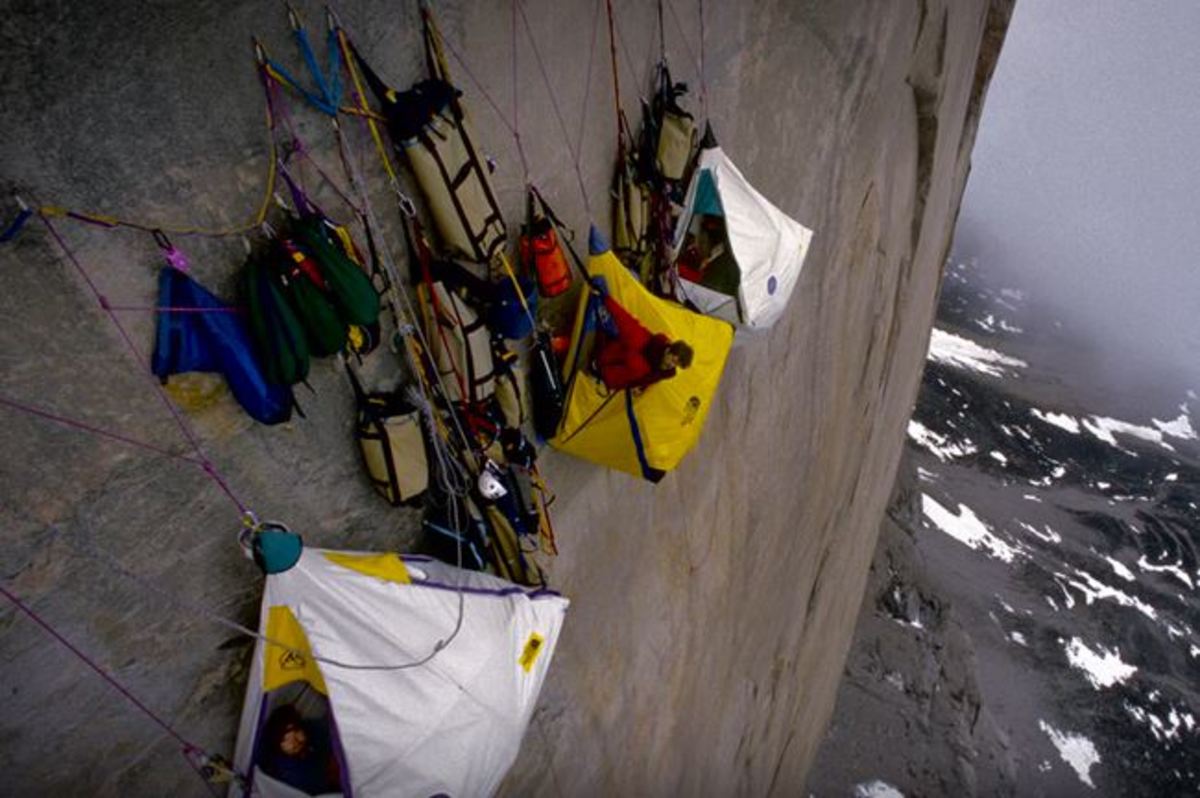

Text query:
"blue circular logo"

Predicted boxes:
[[767, 275, 778, 295]]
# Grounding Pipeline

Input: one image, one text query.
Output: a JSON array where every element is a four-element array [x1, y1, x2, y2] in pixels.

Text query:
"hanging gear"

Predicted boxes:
[[152, 265, 294, 426], [272, 236, 348, 357], [291, 215, 382, 329], [346, 364, 430, 506], [346, 14, 506, 263], [243, 251, 311, 386], [520, 188, 573, 299]]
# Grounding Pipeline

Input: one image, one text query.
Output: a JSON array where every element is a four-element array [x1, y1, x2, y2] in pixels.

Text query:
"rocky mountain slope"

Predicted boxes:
[[810, 257, 1200, 796], [0, 1, 1011, 794]]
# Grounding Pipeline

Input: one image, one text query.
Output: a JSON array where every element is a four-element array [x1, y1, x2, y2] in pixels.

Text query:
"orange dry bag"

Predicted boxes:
[[522, 217, 572, 298]]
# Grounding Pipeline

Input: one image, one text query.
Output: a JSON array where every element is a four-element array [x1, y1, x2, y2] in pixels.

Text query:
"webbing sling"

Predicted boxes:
[[261, 6, 343, 116], [624, 388, 665, 483]]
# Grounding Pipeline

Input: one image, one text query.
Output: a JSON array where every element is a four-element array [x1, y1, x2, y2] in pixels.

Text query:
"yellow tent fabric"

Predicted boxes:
[[262, 605, 329, 695], [551, 235, 733, 479]]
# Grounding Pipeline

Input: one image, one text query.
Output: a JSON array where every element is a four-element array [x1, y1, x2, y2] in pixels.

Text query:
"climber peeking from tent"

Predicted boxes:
[[591, 282, 694, 392], [258, 704, 342, 796]]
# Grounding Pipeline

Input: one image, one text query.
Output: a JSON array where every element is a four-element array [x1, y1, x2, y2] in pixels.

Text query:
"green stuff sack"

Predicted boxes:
[[293, 217, 381, 328], [243, 253, 310, 386], [274, 238, 347, 357]]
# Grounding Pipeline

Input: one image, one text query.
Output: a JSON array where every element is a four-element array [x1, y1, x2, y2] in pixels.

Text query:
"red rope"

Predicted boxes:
[[604, 0, 624, 147]]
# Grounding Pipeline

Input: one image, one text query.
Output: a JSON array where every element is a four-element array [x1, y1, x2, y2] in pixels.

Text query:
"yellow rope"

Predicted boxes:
[[337, 27, 402, 186]]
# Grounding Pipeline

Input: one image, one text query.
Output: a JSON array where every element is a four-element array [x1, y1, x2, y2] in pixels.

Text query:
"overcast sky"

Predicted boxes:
[[954, 0, 1200, 396]]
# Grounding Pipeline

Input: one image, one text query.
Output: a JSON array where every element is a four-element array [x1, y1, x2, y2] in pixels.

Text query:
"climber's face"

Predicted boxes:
[[279, 723, 308, 757]]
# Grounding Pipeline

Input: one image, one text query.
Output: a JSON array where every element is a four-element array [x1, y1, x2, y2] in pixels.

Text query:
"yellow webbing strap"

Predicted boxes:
[[337, 27, 401, 186]]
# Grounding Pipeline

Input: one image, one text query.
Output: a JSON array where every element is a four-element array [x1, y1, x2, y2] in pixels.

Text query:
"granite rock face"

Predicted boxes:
[[0, 1, 1009, 794]]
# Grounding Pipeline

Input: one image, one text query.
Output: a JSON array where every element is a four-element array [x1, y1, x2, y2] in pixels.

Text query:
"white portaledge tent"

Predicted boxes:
[[231, 548, 568, 798], [670, 131, 815, 330]]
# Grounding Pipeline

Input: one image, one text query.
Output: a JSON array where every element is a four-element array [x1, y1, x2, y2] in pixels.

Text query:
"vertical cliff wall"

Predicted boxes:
[[0, 1, 1009, 794]]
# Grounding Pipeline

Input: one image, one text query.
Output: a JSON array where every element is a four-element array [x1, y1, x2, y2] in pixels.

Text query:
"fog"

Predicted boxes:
[[954, 0, 1200, 399]]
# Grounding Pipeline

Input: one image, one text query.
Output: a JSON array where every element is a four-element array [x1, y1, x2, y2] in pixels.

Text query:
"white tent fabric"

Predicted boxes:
[[671, 146, 814, 330], [231, 549, 568, 798]]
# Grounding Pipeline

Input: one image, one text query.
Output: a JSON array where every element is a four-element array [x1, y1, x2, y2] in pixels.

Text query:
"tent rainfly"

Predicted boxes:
[[669, 133, 815, 330], [231, 547, 568, 797]]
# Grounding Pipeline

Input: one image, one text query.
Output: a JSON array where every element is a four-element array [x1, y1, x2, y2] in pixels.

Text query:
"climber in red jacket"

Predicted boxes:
[[593, 293, 694, 392]]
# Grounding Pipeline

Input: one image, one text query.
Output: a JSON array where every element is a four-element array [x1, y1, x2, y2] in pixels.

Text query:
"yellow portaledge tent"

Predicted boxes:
[[550, 229, 734, 481]]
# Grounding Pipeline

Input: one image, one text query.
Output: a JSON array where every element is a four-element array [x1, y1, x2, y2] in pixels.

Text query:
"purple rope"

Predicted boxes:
[[664, 0, 703, 81], [40, 215, 250, 517], [516, 0, 593, 216], [510, 0, 531, 182], [438, 27, 519, 138], [0, 394, 203, 464], [107, 305, 246, 314], [573, 0, 605, 160], [698, 0, 707, 118], [0, 581, 193, 750]]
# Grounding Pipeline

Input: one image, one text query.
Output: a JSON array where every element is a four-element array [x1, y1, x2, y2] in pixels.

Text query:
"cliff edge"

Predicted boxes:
[[0, 1, 1011, 794]]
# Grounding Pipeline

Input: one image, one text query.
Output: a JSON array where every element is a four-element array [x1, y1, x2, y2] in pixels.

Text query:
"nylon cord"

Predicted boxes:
[[40, 214, 250, 518]]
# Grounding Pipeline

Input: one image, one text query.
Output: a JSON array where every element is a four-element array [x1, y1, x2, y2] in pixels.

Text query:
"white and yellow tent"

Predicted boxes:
[[669, 131, 814, 330], [231, 546, 568, 797], [550, 229, 734, 481]]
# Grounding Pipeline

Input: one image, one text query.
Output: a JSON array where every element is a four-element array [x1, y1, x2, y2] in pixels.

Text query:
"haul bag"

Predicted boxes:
[[348, 367, 428, 505], [656, 109, 696, 181], [350, 45, 506, 263], [403, 88, 506, 263], [422, 280, 497, 404]]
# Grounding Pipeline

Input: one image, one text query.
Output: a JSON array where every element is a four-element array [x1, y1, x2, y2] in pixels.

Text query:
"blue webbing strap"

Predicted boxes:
[[267, 27, 343, 116], [624, 389, 662, 482], [0, 208, 32, 243]]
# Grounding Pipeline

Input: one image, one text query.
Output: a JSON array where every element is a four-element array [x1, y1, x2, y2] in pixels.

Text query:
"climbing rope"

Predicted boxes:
[[40, 214, 252, 519], [515, 0, 594, 216], [0, 580, 250, 793]]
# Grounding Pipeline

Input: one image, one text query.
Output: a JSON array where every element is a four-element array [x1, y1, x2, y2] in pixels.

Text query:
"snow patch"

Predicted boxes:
[[1152, 405, 1196, 441], [1010, 631, 1028, 646], [1018, 522, 1062, 544], [1136, 556, 1195, 590], [1106, 557, 1135, 582], [1039, 720, 1101, 789], [1058, 568, 1158, 621], [1125, 703, 1198, 743], [927, 328, 1027, 377], [989, 450, 1008, 465], [1031, 408, 1081, 434], [1063, 637, 1137, 689], [922, 495, 1020, 563], [853, 781, 905, 798], [907, 420, 978, 462], [1083, 416, 1175, 453]]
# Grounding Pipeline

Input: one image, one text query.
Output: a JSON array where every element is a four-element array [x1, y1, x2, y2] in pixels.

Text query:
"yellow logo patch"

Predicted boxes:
[[518, 632, 546, 673]]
